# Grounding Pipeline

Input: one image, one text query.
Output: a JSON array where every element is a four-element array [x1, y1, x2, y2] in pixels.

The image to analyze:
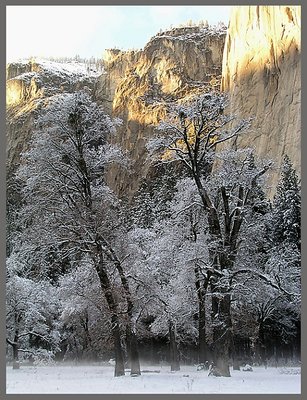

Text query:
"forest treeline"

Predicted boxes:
[[6, 90, 301, 377]]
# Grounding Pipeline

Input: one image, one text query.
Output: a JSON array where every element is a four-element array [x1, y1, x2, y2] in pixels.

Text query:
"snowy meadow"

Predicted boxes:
[[6, 363, 301, 394]]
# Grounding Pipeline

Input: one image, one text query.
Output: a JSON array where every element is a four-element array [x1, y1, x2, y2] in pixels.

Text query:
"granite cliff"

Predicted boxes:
[[95, 25, 226, 196], [6, 60, 99, 176], [221, 5, 301, 192], [6, 8, 301, 198]]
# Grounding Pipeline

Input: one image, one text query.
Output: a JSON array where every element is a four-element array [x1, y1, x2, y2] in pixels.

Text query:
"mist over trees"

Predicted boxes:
[[6, 89, 301, 377]]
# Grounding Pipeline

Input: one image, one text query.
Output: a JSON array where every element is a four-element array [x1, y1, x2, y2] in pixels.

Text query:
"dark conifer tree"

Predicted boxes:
[[271, 155, 301, 250]]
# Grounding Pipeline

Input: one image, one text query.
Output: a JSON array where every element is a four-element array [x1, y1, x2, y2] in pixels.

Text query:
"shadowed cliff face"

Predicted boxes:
[[220, 6, 301, 194], [95, 26, 226, 197]]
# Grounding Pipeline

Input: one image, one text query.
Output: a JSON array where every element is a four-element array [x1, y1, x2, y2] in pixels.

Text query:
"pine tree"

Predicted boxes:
[[271, 155, 301, 249], [263, 155, 301, 360], [130, 163, 181, 229], [267, 155, 301, 299]]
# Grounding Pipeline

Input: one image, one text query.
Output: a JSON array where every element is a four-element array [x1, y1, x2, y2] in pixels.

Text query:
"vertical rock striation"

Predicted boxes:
[[221, 6, 301, 193]]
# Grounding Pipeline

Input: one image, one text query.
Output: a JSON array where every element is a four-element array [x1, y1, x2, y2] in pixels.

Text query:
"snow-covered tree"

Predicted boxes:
[[147, 92, 272, 376], [14, 90, 140, 376], [265, 156, 301, 306], [127, 221, 198, 371], [130, 162, 182, 229], [58, 261, 114, 361], [230, 270, 300, 367], [271, 155, 301, 249], [6, 261, 61, 367], [161, 177, 211, 364], [224, 157, 300, 367], [256, 158, 301, 363]]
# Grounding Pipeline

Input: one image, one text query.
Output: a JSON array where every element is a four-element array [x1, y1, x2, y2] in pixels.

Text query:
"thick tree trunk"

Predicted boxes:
[[232, 335, 242, 370], [198, 300, 210, 364], [233, 358, 240, 370], [12, 341, 19, 362], [112, 317, 125, 377], [198, 312, 207, 363], [95, 253, 125, 377], [169, 320, 180, 371], [126, 325, 141, 376], [81, 311, 93, 357], [211, 288, 232, 377], [95, 235, 142, 376], [112, 258, 141, 376], [194, 266, 210, 364], [6, 334, 20, 369], [12, 342, 20, 369], [255, 322, 268, 367]]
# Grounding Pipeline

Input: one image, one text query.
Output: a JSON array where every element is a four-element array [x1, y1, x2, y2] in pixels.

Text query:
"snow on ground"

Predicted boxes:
[[6, 364, 301, 394]]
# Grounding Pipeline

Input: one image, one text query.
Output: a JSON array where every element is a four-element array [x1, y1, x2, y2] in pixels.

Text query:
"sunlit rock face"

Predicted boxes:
[[6, 60, 98, 176], [6, 76, 42, 106], [95, 26, 226, 197], [7, 10, 300, 199], [6, 62, 44, 106], [221, 6, 301, 194]]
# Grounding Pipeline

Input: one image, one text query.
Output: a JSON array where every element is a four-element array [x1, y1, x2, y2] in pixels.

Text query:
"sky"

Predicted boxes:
[[6, 5, 232, 62]]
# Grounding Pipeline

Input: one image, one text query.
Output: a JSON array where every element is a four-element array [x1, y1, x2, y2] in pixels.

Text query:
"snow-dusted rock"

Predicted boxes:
[[6, 59, 99, 176]]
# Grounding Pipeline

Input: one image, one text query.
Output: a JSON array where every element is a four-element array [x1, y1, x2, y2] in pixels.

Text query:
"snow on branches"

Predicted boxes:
[[146, 92, 251, 171]]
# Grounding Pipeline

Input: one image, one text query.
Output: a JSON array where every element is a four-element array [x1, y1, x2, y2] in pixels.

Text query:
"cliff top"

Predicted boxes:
[[150, 23, 227, 42], [6, 59, 102, 108], [103, 23, 227, 64], [6, 59, 103, 82]]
